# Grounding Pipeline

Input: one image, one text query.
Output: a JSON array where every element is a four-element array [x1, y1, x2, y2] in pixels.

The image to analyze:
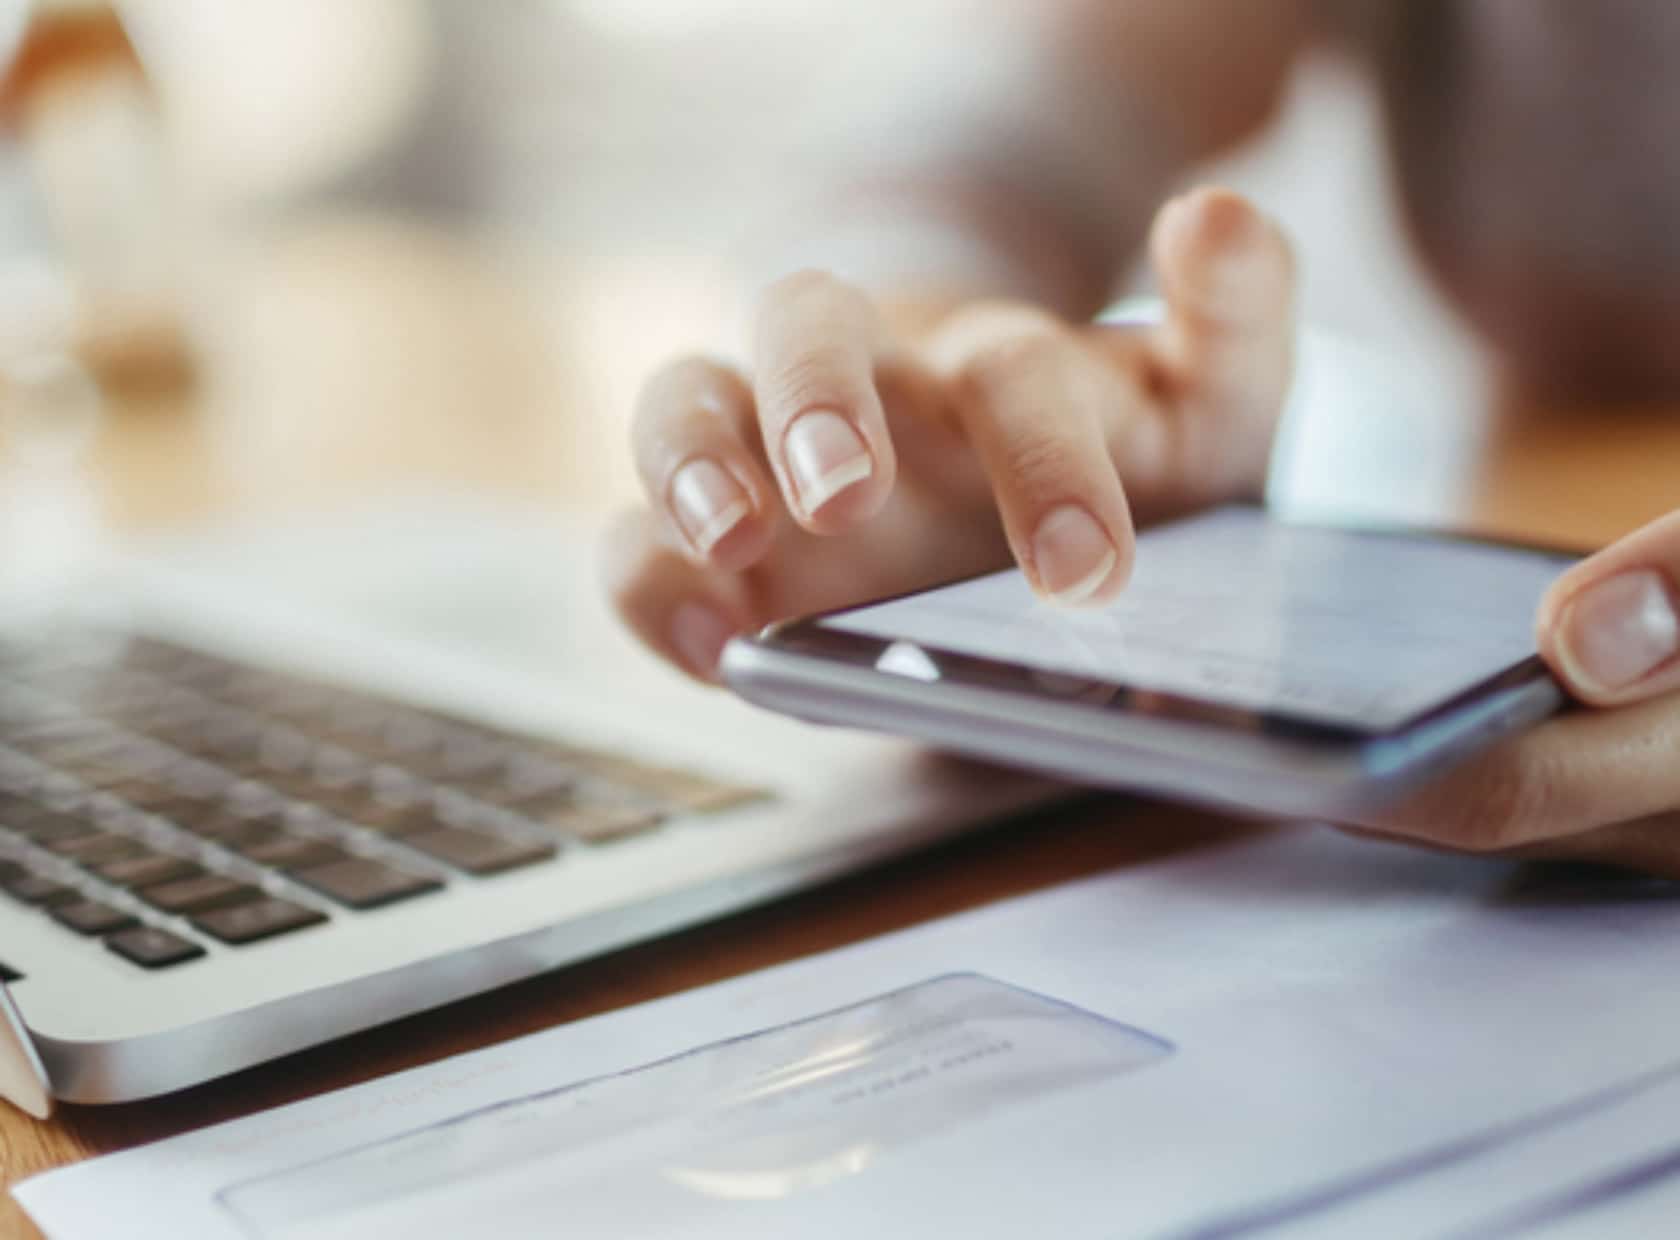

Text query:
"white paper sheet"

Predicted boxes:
[[17, 826, 1680, 1239]]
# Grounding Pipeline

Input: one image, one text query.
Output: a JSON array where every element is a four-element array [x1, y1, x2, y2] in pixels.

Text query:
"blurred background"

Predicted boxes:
[[0, 0, 1497, 588]]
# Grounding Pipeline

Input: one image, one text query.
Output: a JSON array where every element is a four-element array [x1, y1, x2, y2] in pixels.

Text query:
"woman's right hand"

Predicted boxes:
[[604, 187, 1298, 682]]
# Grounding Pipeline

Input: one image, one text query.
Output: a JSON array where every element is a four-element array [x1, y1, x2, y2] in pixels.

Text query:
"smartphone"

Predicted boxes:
[[721, 506, 1581, 820]]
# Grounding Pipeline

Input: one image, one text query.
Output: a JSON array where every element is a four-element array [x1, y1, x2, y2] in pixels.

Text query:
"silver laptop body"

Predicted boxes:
[[0, 499, 1054, 1115]]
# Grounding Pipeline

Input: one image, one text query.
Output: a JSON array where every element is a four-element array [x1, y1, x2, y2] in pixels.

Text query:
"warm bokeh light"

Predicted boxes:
[[124, 0, 433, 208]]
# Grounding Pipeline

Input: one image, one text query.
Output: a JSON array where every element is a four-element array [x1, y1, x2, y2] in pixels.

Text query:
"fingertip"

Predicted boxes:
[[1106, 528, 1138, 596], [779, 406, 895, 534], [1532, 577, 1573, 674], [752, 269, 899, 534], [1152, 186, 1294, 324], [598, 506, 753, 684], [631, 355, 782, 566], [702, 510, 776, 573], [666, 455, 775, 570], [1027, 503, 1132, 607], [1166, 186, 1262, 248], [670, 600, 738, 684], [1153, 187, 1263, 265]]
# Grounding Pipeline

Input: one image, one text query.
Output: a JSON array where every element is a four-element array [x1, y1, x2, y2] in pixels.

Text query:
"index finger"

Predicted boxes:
[[752, 270, 898, 533]]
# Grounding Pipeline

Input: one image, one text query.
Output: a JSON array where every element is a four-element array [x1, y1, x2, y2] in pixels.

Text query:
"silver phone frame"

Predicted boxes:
[[722, 622, 1565, 824]]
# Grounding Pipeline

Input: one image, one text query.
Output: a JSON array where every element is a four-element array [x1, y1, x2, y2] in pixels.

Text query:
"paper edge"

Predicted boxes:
[[0, 981, 53, 1120]]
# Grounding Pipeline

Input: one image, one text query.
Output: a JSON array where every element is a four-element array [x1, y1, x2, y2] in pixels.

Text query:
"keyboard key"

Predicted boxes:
[[2, 723, 107, 759], [199, 714, 264, 758], [521, 800, 664, 844], [397, 730, 499, 781], [193, 897, 327, 945], [100, 697, 206, 744], [253, 727, 313, 773], [50, 899, 139, 936], [309, 745, 368, 785], [293, 857, 442, 909], [237, 835, 349, 871], [143, 793, 234, 826], [442, 732, 510, 774], [46, 830, 146, 866], [366, 712, 447, 763], [100, 778, 183, 810], [105, 925, 206, 969], [354, 800, 450, 838], [286, 781, 381, 820], [404, 827, 556, 876], [13, 732, 126, 774], [463, 759, 579, 809], [188, 810, 286, 849], [58, 746, 175, 788], [95, 852, 203, 889], [3, 873, 79, 907], [140, 873, 263, 915], [9, 811, 99, 847], [51, 729, 164, 767]]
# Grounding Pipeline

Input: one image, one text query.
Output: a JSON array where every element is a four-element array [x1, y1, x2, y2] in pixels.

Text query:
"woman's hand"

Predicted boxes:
[[605, 184, 1680, 878], [604, 188, 1296, 680], [1357, 512, 1680, 875]]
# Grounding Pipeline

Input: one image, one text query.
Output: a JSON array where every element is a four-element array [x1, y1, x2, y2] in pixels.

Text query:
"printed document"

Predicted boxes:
[[17, 826, 1680, 1238]]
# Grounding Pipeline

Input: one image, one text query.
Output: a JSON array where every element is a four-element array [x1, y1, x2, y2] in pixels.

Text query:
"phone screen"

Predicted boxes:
[[817, 508, 1576, 733]]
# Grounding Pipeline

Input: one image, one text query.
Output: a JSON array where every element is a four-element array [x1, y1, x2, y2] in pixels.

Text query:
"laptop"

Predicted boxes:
[[0, 496, 1057, 1116]]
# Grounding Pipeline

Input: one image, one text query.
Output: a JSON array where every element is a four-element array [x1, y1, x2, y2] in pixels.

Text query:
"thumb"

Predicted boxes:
[[1538, 510, 1680, 706]]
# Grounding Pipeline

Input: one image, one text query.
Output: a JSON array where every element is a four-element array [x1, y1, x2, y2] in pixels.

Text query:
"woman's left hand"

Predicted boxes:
[[1355, 510, 1680, 875]]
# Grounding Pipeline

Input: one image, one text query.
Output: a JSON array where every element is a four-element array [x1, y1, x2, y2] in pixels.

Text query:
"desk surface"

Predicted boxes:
[[3, 214, 1679, 1239]]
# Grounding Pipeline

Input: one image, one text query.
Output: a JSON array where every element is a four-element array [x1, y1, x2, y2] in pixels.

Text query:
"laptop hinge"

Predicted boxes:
[[0, 982, 52, 1119]]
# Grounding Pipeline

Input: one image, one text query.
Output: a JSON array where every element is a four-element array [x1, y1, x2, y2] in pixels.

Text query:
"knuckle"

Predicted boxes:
[[964, 332, 1052, 385], [938, 301, 1060, 366], [951, 328, 1067, 406], [997, 427, 1081, 493], [940, 299, 1062, 343], [761, 345, 864, 419]]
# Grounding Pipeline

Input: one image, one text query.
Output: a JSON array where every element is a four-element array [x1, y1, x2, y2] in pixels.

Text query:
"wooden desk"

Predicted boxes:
[[3, 215, 1679, 1238]]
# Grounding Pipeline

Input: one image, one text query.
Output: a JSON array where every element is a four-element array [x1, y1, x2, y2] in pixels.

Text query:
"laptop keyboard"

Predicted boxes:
[[0, 634, 768, 974]]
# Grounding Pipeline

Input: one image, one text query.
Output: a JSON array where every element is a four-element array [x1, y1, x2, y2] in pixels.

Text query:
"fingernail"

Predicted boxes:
[[1031, 504, 1117, 605], [783, 410, 872, 517], [670, 458, 751, 556], [671, 602, 734, 680], [1556, 569, 1680, 694]]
